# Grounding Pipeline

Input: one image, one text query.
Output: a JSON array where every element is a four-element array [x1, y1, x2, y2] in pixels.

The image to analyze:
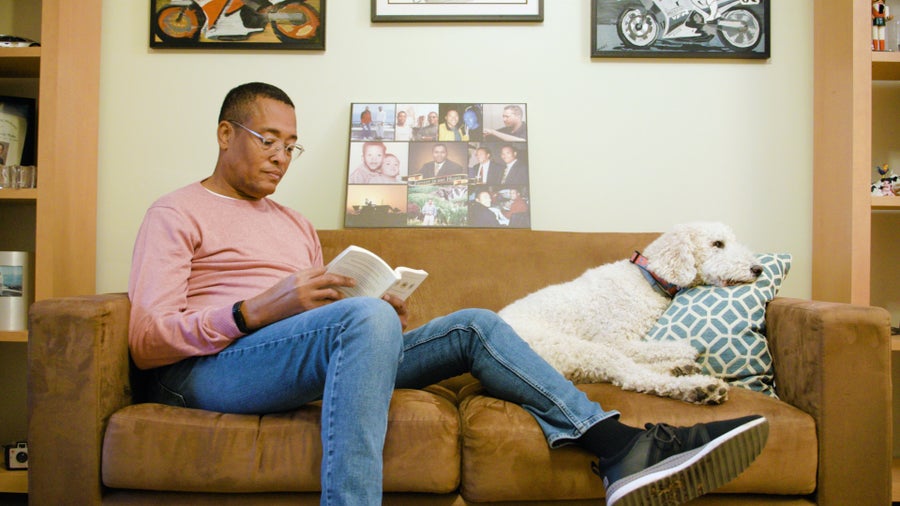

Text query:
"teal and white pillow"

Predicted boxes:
[[647, 253, 791, 397]]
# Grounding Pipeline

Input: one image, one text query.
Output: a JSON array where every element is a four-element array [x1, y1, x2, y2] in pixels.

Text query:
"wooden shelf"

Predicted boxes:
[[0, 47, 39, 78], [0, 189, 37, 201], [894, 458, 900, 502], [0, 467, 27, 494], [0, 331, 27, 343], [872, 196, 900, 209], [873, 51, 900, 80]]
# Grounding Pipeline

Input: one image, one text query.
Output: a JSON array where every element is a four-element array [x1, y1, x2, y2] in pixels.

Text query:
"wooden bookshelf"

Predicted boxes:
[[0, 0, 101, 495], [0, 47, 39, 77], [0, 331, 27, 343], [0, 468, 26, 494]]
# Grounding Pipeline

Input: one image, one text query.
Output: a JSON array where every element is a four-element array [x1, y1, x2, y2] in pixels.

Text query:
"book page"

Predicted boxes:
[[325, 246, 398, 299], [384, 267, 428, 301]]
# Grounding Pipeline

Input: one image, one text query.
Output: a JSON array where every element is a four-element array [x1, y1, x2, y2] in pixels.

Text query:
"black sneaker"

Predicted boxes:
[[591, 415, 768, 506]]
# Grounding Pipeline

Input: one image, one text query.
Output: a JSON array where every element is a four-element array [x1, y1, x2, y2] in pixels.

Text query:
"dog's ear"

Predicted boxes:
[[643, 225, 699, 287]]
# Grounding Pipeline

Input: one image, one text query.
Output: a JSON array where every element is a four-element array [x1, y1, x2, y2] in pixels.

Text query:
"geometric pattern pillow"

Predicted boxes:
[[646, 253, 791, 398]]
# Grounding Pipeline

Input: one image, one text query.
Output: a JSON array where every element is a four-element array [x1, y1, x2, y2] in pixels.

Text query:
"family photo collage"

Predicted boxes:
[[345, 102, 531, 228]]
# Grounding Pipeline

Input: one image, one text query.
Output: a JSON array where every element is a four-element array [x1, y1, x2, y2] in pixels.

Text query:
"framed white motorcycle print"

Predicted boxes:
[[591, 0, 769, 59], [150, 0, 325, 50]]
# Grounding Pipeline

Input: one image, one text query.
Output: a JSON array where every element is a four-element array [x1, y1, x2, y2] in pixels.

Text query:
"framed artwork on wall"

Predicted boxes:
[[591, 0, 769, 59], [371, 0, 543, 22], [150, 0, 325, 50], [345, 103, 532, 229]]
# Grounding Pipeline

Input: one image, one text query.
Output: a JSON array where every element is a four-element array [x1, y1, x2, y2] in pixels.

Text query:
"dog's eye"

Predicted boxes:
[[712, 240, 725, 249]]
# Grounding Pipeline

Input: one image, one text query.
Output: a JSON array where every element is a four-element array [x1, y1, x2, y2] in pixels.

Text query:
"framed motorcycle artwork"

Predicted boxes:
[[591, 0, 770, 59], [150, 0, 325, 50]]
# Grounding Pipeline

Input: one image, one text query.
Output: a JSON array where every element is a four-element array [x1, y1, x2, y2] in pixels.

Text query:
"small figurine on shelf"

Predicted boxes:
[[873, 0, 893, 51], [871, 163, 900, 195]]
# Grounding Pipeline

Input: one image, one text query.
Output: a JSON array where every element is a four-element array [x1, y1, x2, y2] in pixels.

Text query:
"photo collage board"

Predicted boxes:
[[345, 103, 531, 228]]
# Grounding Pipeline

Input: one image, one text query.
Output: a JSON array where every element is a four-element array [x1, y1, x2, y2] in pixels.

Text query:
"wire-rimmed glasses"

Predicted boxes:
[[227, 120, 305, 162]]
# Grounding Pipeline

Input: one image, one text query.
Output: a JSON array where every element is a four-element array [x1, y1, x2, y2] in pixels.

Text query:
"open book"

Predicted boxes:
[[325, 245, 428, 301]]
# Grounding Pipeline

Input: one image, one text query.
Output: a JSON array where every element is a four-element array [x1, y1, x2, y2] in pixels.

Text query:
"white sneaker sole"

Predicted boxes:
[[605, 416, 769, 506]]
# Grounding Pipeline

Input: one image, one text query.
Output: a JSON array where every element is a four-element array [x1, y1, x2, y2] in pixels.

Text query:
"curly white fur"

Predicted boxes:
[[499, 222, 761, 405]]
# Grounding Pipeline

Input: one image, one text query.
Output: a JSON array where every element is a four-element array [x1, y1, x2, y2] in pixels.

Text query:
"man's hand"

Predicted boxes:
[[381, 293, 409, 331], [240, 267, 355, 331]]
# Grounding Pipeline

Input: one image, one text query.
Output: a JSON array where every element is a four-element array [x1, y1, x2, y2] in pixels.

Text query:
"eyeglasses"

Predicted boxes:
[[227, 120, 305, 161]]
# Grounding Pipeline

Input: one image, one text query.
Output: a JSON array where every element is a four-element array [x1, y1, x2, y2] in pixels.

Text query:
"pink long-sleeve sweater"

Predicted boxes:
[[128, 182, 322, 369]]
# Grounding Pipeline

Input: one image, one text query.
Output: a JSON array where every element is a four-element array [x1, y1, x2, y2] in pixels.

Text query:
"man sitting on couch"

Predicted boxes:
[[127, 82, 768, 506]]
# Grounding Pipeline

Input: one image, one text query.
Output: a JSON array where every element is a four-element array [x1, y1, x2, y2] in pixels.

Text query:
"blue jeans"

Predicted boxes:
[[149, 297, 618, 505]]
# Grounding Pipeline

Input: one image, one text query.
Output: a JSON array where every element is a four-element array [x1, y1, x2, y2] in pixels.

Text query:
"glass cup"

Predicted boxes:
[[15, 165, 36, 188], [0, 165, 15, 189]]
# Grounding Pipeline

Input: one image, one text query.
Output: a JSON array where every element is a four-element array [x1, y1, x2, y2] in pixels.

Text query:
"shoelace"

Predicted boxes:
[[644, 423, 683, 451], [589, 423, 685, 478]]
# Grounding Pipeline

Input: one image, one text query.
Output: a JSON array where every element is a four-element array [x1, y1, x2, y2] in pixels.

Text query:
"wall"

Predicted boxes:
[[97, 2, 814, 298]]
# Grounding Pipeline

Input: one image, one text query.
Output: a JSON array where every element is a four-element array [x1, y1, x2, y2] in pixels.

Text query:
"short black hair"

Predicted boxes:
[[218, 82, 295, 123]]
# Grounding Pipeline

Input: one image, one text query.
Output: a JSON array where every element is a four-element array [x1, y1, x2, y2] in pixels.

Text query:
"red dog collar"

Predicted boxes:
[[630, 251, 682, 298]]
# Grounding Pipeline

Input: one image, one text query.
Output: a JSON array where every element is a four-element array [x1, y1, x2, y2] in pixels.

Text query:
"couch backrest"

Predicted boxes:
[[317, 229, 660, 330]]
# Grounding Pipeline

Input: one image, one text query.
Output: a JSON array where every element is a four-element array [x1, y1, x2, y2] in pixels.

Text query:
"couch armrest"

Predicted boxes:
[[28, 293, 133, 505], [766, 297, 892, 506]]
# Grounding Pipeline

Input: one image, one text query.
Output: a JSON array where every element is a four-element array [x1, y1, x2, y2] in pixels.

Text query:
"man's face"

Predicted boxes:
[[502, 109, 519, 127], [397, 111, 407, 125], [427, 112, 438, 125], [475, 149, 489, 163], [500, 146, 516, 164], [432, 145, 448, 163], [444, 110, 459, 128], [218, 97, 297, 200], [363, 144, 385, 171]]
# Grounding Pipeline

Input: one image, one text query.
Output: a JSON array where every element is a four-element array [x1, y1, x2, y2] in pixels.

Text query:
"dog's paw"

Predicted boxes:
[[691, 382, 729, 405], [670, 363, 703, 377]]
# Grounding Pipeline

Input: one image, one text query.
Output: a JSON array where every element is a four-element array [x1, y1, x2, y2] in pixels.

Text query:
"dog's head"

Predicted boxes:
[[642, 222, 762, 289]]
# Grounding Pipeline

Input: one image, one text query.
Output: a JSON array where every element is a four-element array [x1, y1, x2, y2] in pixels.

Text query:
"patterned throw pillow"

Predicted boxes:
[[646, 253, 791, 397]]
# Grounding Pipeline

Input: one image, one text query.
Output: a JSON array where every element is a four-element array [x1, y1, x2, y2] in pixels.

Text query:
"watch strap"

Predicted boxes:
[[232, 300, 251, 334]]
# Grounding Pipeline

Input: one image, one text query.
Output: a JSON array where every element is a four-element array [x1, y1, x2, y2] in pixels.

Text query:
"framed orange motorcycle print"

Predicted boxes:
[[150, 0, 325, 50], [591, 0, 769, 59]]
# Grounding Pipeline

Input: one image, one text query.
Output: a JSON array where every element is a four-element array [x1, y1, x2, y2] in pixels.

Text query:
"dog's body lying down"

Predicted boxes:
[[499, 222, 762, 405]]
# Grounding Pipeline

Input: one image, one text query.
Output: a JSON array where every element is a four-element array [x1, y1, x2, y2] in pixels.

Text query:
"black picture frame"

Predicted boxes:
[[591, 0, 770, 59], [150, 0, 325, 50], [371, 0, 543, 23], [0, 96, 36, 167]]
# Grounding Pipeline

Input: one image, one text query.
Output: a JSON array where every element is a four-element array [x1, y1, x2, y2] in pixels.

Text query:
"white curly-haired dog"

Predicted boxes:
[[498, 222, 762, 405]]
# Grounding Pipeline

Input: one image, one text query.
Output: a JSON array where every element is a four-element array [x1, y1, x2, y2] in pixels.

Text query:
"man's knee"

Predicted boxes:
[[337, 297, 404, 351], [452, 307, 505, 327]]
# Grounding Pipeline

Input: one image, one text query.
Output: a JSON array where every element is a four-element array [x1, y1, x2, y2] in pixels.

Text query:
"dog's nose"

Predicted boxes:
[[750, 265, 763, 277]]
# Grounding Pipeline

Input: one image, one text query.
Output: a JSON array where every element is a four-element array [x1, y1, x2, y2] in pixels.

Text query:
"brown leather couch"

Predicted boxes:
[[27, 229, 892, 505]]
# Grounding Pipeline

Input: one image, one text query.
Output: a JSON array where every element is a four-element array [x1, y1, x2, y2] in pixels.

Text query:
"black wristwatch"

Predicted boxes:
[[232, 300, 252, 334]]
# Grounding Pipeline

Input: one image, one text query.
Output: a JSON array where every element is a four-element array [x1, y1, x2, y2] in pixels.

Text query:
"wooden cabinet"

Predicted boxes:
[[813, 0, 900, 500], [0, 0, 101, 494]]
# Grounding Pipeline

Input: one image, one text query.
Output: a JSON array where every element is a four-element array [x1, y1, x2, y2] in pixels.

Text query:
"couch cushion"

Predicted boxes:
[[102, 389, 460, 493], [458, 384, 816, 502]]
